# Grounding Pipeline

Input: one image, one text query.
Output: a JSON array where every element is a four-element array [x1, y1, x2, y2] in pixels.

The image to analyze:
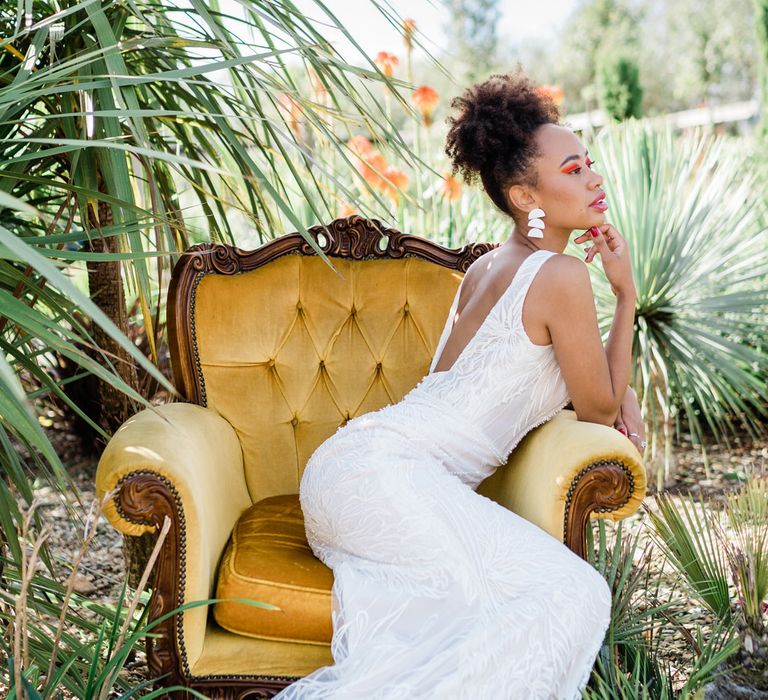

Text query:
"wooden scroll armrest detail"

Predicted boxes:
[[95, 402, 251, 679], [476, 409, 646, 560], [561, 459, 637, 559]]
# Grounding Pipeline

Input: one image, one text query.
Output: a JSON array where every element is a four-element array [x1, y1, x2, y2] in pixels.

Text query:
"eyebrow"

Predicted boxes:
[[559, 150, 589, 168]]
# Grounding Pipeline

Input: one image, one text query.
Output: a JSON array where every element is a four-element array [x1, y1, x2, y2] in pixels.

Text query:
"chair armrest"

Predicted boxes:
[[95, 402, 251, 673], [476, 409, 646, 555]]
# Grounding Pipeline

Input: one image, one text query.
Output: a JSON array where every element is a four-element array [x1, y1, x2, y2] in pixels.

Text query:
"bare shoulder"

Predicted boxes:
[[535, 252, 593, 296]]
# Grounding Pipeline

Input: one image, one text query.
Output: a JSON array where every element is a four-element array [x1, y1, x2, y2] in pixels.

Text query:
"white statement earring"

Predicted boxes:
[[527, 207, 545, 238]]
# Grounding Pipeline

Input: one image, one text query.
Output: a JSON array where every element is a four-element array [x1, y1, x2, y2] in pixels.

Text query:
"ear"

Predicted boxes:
[[507, 184, 537, 213]]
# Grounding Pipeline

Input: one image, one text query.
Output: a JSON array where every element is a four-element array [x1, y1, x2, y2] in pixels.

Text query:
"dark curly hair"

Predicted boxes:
[[445, 72, 561, 219]]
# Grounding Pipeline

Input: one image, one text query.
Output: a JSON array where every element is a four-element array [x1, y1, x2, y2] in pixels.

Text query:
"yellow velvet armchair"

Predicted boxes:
[[95, 216, 646, 698]]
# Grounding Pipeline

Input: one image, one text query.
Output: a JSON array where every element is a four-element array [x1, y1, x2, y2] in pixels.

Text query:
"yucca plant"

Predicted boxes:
[[583, 517, 738, 698], [589, 121, 768, 489], [646, 470, 768, 697], [584, 519, 676, 698]]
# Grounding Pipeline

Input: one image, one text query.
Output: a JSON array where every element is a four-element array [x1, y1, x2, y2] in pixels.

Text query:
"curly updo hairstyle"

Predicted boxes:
[[445, 72, 561, 220]]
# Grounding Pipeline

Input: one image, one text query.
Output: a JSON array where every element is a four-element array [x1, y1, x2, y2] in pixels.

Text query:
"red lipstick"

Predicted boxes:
[[589, 192, 608, 212]]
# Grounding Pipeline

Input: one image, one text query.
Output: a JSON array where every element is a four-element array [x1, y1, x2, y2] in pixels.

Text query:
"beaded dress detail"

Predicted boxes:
[[275, 249, 612, 699]]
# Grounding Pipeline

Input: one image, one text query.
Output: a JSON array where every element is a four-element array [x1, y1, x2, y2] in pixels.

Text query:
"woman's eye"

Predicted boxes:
[[570, 167, 582, 174]]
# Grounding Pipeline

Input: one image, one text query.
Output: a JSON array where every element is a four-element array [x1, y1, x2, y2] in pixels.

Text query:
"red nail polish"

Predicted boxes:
[[591, 227, 599, 238]]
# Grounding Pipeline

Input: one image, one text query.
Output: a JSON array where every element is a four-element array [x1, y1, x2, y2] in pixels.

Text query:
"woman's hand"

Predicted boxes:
[[613, 386, 645, 455], [574, 224, 636, 298]]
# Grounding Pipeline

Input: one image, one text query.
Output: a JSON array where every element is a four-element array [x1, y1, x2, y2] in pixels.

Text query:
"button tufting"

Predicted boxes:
[[268, 358, 275, 367], [403, 302, 409, 311], [296, 300, 303, 310], [319, 360, 325, 369], [376, 362, 382, 371], [290, 416, 299, 427], [350, 306, 357, 317]]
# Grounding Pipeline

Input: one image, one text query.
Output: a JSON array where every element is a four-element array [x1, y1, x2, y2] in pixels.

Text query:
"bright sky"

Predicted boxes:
[[243, 0, 578, 64], [289, 0, 577, 60]]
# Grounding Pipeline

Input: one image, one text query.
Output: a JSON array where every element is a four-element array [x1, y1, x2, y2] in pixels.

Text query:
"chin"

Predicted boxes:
[[588, 212, 607, 227]]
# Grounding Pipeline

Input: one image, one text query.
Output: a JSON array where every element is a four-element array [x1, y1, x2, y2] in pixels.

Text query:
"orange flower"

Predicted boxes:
[[338, 203, 356, 218], [347, 137, 389, 189], [347, 135, 374, 158], [276, 93, 303, 139], [411, 85, 439, 127], [381, 166, 409, 202], [358, 151, 389, 189], [402, 18, 416, 51], [374, 51, 399, 78], [536, 84, 564, 107], [441, 172, 461, 201]]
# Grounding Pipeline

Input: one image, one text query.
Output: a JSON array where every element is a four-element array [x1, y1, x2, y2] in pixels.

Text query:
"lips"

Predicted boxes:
[[589, 192, 608, 212]]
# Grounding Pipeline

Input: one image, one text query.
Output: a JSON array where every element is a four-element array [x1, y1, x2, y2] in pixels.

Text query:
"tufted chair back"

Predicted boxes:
[[167, 218, 492, 503]]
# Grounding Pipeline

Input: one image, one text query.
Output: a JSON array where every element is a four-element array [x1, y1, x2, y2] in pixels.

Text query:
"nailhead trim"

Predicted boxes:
[[562, 459, 635, 540], [190, 271, 208, 407]]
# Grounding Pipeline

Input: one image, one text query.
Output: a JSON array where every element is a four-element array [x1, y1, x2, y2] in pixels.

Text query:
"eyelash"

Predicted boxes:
[[569, 159, 597, 174]]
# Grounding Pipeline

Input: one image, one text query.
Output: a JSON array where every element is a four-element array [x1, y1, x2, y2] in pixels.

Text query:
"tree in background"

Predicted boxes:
[[444, 0, 501, 83], [550, 0, 643, 113], [597, 52, 643, 120], [662, 0, 757, 107], [521, 0, 756, 116], [755, 0, 768, 136]]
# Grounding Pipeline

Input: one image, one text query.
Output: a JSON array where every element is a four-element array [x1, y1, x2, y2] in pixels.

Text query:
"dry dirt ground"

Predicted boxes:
[[5, 426, 768, 698]]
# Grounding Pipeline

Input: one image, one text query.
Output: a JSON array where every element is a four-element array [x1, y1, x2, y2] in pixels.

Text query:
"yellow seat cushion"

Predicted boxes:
[[213, 494, 333, 645]]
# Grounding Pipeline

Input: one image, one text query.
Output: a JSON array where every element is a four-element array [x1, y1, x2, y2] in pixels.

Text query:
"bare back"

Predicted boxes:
[[431, 246, 553, 374]]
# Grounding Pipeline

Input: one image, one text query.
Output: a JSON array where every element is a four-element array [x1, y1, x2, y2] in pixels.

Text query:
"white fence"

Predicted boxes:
[[564, 99, 760, 134]]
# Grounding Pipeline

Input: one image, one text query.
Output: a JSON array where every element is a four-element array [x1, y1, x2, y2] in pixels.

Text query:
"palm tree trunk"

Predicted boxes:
[[84, 181, 152, 584], [84, 196, 140, 437]]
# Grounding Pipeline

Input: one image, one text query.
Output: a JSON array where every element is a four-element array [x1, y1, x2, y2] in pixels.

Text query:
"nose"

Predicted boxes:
[[589, 169, 604, 189]]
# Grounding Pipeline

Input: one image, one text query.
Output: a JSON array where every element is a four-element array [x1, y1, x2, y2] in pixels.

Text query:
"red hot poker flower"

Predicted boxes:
[[374, 51, 399, 78], [411, 86, 439, 127]]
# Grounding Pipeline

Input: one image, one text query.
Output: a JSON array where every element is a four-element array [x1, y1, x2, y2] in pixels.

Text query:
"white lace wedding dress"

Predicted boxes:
[[275, 249, 612, 699]]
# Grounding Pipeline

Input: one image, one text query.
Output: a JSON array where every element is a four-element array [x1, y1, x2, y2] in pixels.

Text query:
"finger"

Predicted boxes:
[[598, 223, 620, 237], [585, 242, 601, 262], [589, 227, 612, 256], [592, 226, 610, 245], [598, 224, 623, 251]]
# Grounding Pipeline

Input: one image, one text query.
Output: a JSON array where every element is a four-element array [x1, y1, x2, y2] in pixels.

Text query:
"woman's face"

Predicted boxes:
[[509, 124, 606, 233]]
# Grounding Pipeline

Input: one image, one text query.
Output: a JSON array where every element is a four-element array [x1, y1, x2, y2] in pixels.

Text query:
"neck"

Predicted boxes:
[[507, 224, 571, 254]]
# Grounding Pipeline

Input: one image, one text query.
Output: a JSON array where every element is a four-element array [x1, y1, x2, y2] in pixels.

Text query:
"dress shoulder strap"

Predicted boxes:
[[504, 249, 558, 324], [428, 273, 465, 374]]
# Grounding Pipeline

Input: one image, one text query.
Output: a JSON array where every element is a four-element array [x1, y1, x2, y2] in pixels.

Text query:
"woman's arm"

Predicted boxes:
[[603, 288, 637, 423], [538, 225, 636, 427], [614, 386, 646, 454]]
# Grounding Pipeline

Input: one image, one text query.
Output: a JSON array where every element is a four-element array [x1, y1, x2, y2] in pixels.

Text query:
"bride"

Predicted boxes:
[[274, 71, 645, 699]]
